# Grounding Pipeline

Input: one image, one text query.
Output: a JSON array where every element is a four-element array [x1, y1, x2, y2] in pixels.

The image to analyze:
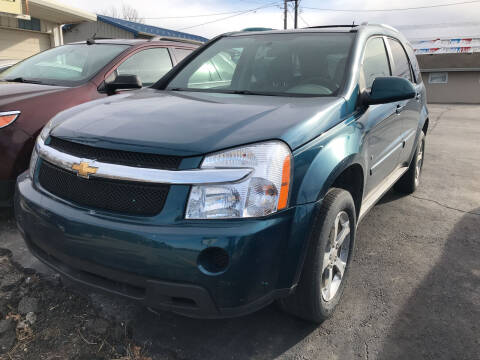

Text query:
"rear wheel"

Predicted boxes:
[[279, 188, 356, 323], [395, 131, 425, 194]]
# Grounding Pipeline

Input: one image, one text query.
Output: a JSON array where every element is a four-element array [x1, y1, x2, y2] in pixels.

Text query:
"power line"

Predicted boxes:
[[303, 0, 480, 12], [176, 1, 282, 31], [299, 13, 310, 27], [142, 10, 250, 19]]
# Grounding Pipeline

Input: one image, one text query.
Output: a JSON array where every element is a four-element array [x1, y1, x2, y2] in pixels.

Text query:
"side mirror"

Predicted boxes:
[[364, 77, 416, 105], [104, 74, 142, 95]]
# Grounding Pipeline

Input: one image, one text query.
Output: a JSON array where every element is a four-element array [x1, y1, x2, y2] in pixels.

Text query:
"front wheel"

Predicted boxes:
[[279, 188, 356, 323]]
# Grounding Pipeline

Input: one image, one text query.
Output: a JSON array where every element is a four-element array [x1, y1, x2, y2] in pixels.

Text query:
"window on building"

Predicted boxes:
[[387, 38, 412, 81], [429, 72, 448, 84], [18, 17, 41, 32], [362, 37, 391, 89], [117, 48, 173, 86]]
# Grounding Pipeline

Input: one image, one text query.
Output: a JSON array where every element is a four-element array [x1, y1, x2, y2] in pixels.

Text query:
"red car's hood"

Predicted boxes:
[[0, 82, 68, 107]]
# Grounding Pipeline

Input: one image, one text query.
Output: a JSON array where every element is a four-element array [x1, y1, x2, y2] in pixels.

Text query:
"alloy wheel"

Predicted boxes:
[[415, 139, 425, 186], [321, 211, 351, 302]]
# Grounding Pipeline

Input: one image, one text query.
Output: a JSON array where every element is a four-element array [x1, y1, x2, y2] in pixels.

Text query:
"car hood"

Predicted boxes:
[[50, 88, 347, 157], [0, 81, 68, 107]]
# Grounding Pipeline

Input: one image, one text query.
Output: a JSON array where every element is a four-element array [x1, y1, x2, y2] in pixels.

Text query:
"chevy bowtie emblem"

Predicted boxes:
[[71, 161, 98, 179]]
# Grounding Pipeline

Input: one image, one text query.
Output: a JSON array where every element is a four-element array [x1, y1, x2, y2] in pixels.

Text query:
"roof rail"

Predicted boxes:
[[307, 24, 359, 29], [379, 24, 400, 32], [149, 36, 205, 45]]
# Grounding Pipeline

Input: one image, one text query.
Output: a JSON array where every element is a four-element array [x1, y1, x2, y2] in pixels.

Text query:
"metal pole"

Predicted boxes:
[[284, 0, 288, 29], [294, 0, 298, 29]]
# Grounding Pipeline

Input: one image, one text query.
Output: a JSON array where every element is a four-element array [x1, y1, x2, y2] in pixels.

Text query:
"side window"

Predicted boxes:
[[405, 43, 423, 84], [117, 48, 172, 87], [174, 48, 193, 62], [362, 37, 391, 89], [388, 39, 412, 81]]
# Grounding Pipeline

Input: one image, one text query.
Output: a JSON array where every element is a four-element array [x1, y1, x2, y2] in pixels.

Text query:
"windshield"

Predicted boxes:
[[166, 33, 354, 97], [0, 44, 129, 86]]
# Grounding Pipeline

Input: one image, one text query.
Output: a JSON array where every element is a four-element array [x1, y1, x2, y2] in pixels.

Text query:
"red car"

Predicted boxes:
[[0, 38, 199, 207]]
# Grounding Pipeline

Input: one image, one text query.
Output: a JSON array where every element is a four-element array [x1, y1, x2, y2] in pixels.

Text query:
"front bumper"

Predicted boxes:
[[0, 125, 34, 207], [0, 180, 15, 207], [15, 173, 318, 318]]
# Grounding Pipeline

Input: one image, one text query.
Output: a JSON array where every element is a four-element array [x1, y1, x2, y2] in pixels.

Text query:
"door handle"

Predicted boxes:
[[396, 104, 405, 114]]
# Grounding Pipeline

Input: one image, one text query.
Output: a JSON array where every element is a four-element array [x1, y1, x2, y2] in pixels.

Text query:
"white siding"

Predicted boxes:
[[0, 27, 50, 60], [0, 15, 63, 60]]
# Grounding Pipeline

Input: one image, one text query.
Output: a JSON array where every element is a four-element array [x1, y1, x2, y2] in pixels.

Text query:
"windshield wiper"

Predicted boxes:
[[226, 90, 283, 97], [4, 77, 43, 84], [168, 88, 286, 97]]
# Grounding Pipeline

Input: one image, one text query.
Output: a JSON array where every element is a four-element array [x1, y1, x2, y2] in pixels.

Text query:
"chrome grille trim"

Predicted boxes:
[[37, 139, 252, 185]]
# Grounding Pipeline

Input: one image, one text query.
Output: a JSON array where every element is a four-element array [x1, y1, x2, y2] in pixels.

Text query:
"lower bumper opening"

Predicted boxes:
[[23, 235, 218, 317]]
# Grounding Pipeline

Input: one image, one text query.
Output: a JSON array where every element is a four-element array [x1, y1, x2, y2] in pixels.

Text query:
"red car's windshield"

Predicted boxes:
[[0, 44, 129, 86]]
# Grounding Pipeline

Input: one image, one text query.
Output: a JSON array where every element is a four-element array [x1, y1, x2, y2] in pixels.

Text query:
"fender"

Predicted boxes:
[[290, 112, 366, 206], [279, 115, 367, 289]]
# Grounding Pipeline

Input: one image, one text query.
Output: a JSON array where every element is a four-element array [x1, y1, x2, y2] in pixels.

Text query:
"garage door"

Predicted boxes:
[[0, 28, 51, 60]]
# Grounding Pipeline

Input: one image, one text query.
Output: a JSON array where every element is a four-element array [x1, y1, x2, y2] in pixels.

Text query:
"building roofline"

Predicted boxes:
[[96, 15, 208, 43], [29, 0, 96, 23]]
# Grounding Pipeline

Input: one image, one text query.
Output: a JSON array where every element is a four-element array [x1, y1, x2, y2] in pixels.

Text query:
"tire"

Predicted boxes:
[[279, 188, 356, 323], [394, 131, 425, 194]]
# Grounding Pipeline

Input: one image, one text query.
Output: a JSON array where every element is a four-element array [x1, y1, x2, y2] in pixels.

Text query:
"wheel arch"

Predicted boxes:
[[422, 117, 429, 135]]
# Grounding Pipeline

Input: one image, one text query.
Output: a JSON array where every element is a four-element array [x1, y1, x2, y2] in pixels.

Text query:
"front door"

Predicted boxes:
[[360, 36, 405, 195]]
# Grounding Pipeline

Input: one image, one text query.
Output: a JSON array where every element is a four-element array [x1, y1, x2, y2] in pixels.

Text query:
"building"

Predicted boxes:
[[411, 38, 480, 104], [63, 15, 208, 44], [0, 0, 96, 61]]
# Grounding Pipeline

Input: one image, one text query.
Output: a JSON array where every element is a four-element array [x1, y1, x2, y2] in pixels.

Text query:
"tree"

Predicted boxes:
[[100, 3, 144, 23]]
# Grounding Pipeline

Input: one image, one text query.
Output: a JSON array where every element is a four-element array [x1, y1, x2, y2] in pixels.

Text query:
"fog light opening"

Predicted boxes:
[[197, 247, 230, 275]]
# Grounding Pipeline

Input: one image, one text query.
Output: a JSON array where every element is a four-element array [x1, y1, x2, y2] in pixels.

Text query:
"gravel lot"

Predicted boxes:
[[1, 104, 479, 360]]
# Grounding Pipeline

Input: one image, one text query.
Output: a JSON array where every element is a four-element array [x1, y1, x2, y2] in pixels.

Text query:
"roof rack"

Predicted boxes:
[[149, 36, 205, 45], [307, 25, 359, 29]]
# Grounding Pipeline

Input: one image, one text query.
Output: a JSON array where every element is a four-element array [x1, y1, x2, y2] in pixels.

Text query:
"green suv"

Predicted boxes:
[[15, 24, 428, 322]]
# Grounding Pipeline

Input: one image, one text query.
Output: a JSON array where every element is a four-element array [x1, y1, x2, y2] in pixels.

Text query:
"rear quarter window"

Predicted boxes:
[[404, 42, 423, 84]]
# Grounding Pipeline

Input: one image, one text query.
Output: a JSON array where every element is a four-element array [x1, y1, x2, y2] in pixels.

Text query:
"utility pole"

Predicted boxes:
[[284, 0, 299, 30], [294, 0, 298, 29]]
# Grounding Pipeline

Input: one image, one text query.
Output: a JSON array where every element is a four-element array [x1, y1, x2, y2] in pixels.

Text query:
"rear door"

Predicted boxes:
[[385, 38, 421, 165], [361, 36, 405, 195]]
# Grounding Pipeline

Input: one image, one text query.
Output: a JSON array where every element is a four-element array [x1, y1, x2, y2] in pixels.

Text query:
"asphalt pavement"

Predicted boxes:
[[1, 104, 479, 360]]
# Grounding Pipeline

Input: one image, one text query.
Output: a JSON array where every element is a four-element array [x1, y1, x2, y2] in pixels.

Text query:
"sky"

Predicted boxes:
[[61, 0, 480, 40]]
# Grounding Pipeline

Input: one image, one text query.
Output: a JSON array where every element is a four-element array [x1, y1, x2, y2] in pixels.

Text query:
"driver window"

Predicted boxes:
[[117, 48, 173, 87], [362, 37, 391, 89]]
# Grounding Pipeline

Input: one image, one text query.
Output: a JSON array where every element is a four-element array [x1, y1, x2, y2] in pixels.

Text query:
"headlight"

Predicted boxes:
[[186, 141, 292, 219], [39, 118, 54, 141], [0, 111, 20, 129], [28, 140, 39, 179], [32, 115, 62, 178], [39, 113, 67, 141]]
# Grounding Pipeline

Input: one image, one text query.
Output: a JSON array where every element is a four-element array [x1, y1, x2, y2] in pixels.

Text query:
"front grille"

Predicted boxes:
[[49, 137, 181, 170], [38, 161, 169, 216]]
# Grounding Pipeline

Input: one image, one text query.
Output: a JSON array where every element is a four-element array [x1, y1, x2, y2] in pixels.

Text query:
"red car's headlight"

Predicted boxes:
[[0, 111, 20, 128]]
